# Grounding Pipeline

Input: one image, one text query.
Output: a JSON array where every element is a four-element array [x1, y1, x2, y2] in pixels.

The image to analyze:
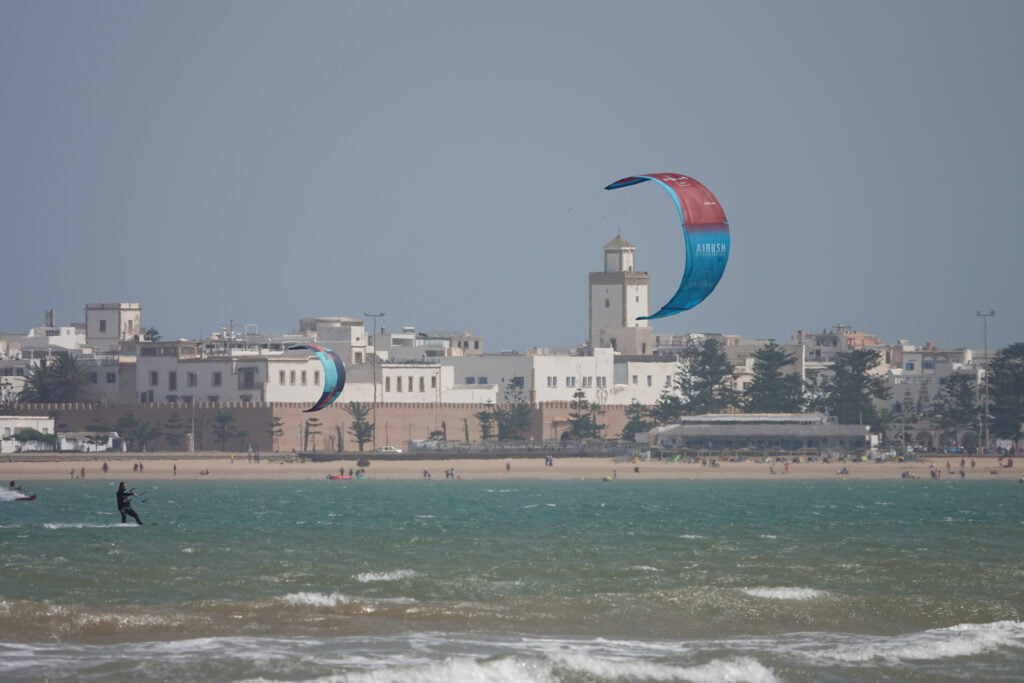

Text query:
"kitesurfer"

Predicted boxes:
[[116, 481, 143, 525]]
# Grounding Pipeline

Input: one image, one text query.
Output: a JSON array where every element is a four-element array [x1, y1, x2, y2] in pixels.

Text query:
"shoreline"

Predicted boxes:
[[2, 453, 1016, 482]]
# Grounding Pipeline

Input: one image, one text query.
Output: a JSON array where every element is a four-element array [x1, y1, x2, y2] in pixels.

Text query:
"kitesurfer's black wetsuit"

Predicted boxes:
[[116, 488, 142, 525]]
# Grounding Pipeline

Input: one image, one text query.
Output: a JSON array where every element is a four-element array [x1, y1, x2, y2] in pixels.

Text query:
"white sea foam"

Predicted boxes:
[[280, 592, 351, 607], [330, 652, 777, 683], [552, 653, 777, 683], [758, 534, 778, 539], [356, 569, 417, 583], [821, 620, 1024, 664], [41, 528, 135, 532], [679, 534, 705, 539], [630, 565, 660, 572], [740, 587, 828, 600]]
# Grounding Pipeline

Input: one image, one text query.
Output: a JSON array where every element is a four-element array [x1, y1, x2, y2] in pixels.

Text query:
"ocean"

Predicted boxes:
[[1, 478, 1022, 681]]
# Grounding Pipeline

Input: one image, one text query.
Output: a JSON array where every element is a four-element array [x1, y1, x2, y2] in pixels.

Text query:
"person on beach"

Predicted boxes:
[[116, 481, 143, 525]]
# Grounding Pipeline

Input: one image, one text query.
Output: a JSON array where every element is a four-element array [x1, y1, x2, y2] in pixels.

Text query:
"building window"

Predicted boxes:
[[99, 320, 107, 333], [474, 341, 480, 350], [548, 376, 557, 387], [279, 370, 286, 384], [213, 372, 222, 387], [290, 371, 296, 385], [419, 377, 425, 392], [632, 375, 638, 385], [301, 371, 307, 386], [90, 372, 98, 384], [466, 377, 475, 384], [169, 372, 177, 390], [905, 362, 915, 371], [187, 372, 197, 387], [314, 371, 320, 385], [923, 360, 935, 370], [478, 377, 487, 385], [106, 372, 116, 383], [647, 375, 652, 387], [149, 371, 158, 387], [566, 377, 576, 388], [385, 377, 391, 391], [605, 299, 610, 308], [431, 376, 437, 389], [596, 376, 606, 388]]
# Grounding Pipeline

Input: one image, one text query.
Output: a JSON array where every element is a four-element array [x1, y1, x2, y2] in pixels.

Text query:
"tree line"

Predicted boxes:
[[5, 342, 1024, 451]]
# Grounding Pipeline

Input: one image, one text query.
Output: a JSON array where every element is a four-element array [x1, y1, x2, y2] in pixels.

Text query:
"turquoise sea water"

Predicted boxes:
[[2, 478, 1023, 681]]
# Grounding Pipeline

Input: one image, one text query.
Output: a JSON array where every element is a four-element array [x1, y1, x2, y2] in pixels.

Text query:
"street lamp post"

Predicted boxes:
[[364, 312, 385, 452], [977, 310, 995, 453]]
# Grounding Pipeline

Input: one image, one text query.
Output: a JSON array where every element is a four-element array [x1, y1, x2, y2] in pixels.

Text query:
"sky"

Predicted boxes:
[[2, 1, 1022, 353]]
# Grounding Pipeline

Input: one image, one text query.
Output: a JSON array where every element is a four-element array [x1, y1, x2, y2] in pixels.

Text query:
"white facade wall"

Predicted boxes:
[[440, 349, 676, 406], [611, 358, 678, 403], [591, 282, 625, 342], [132, 351, 499, 407], [379, 364, 451, 404], [86, 303, 142, 351], [80, 356, 125, 403], [135, 356, 310, 404], [624, 282, 648, 323], [0, 416, 55, 453], [265, 356, 343, 404], [22, 326, 85, 350]]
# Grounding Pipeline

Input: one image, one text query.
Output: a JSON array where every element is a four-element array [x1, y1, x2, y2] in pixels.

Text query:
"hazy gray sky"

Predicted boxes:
[[2, 1, 1021, 352]]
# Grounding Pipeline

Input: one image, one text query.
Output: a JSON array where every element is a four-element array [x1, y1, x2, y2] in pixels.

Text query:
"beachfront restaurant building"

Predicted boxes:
[[649, 413, 872, 454]]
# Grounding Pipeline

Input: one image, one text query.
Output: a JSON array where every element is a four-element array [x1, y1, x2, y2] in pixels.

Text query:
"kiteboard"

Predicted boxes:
[[14, 494, 36, 502]]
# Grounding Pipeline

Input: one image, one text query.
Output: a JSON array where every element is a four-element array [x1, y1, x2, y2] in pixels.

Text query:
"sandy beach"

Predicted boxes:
[[2, 453, 1015, 483]]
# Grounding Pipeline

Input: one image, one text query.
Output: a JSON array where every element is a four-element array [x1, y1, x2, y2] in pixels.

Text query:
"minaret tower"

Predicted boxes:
[[588, 236, 654, 354]]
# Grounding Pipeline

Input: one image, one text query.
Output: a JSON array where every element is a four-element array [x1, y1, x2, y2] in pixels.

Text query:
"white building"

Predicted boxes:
[[375, 326, 485, 362], [588, 236, 654, 355], [0, 415, 55, 453], [439, 347, 678, 406], [132, 338, 499, 406], [86, 302, 142, 351]]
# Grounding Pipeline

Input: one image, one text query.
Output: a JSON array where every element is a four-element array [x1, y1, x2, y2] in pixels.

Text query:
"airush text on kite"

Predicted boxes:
[[604, 172, 730, 321]]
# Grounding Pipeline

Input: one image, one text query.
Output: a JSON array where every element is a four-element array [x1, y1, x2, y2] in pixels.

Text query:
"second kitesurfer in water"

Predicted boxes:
[[116, 481, 143, 525]]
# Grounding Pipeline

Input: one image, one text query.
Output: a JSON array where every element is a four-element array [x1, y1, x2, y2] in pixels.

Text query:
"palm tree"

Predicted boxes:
[[19, 352, 92, 403], [344, 402, 374, 451], [128, 420, 160, 452]]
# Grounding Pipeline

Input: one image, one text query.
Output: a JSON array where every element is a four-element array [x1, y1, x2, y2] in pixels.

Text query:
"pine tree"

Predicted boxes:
[[212, 409, 238, 451], [621, 400, 654, 442], [742, 342, 804, 413], [988, 343, 1024, 443], [821, 349, 890, 430], [674, 337, 738, 414], [566, 389, 603, 439], [929, 372, 978, 448]]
